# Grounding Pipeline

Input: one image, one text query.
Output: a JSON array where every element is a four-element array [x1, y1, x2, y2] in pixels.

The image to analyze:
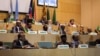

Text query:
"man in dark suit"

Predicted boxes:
[[56, 35, 71, 47], [12, 32, 34, 48], [95, 37, 100, 44], [4, 14, 10, 23], [23, 14, 33, 25], [43, 24, 48, 31], [58, 24, 66, 35], [11, 21, 25, 33], [39, 16, 48, 24]]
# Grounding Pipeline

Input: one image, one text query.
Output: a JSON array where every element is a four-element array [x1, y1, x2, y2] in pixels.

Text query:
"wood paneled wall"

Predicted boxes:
[[36, 0, 81, 24], [81, 0, 100, 30], [0, 0, 81, 24]]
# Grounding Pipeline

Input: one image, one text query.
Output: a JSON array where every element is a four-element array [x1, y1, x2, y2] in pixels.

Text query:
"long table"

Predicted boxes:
[[0, 23, 58, 31], [0, 48, 100, 56], [0, 33, 99, 44]]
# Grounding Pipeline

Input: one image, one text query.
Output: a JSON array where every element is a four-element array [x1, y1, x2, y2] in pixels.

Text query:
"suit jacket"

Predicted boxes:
[[95, 39, 100, 44], [43, 25, 48, 31], [11, 26, 25, 33], [23, 18, 33, 24], [13, 40, 31, 48]]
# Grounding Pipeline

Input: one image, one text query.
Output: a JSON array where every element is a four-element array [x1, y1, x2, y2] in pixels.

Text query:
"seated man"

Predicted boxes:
[[56, 35, 70, 47], [4, 14, 10, 23], [68, 19, 77, 27], [87, 36, 96, 47], [11, 21, 25, 33], [23, 14, 34, 25], [58, 24, 66, 35], [71, 35, 82, 48], [95, 36, 100, 44], [12, 32, 34, 48], [43, 24, 48, 31], [24, 23, 33, 32], [39, 16, 48, 24]]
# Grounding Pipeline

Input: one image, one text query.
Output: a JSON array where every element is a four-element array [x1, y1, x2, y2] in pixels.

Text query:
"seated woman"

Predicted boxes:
[[12, 32, 34, 48], [11, 21, 25, 33], [56, 35, 71, 47], [71, 35, 82, 48]]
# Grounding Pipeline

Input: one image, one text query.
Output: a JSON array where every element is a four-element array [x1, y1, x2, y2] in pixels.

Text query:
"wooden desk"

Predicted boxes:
[[0, 48, 100, 56], [0, 33, 99, 44], [0, 23, 58, 31]]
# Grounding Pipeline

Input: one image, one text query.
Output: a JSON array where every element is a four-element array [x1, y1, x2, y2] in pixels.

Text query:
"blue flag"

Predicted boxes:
[[15, 0, 19, 20]]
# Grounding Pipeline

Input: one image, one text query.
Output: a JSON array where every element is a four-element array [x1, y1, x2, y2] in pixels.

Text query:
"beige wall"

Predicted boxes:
[[0, 0, 81, 24], [81, 0, 100, 30]]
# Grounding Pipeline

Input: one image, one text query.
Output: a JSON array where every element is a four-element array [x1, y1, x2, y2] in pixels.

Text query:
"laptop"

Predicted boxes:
[[38, 42, 53, 49]]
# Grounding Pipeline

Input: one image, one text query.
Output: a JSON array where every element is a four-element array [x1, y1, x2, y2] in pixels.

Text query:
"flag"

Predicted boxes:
[[33, 0, 36, 20], [9, 0, 13, 13], [5, 23, 9, 30], [29, 0, 33, 19], [52, 8, 56, 24], [9, 0, 14, 22], [15, 0, 19, 20], [97, 26, 100, 31], [47, 8, 50, 20], [42, 1, 46, 17]]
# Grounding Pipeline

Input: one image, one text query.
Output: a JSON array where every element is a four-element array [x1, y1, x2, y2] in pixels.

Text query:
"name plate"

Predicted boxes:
[[0, 30, 7, 33], [38, 31, 48, 34], [96, 44, 100, 48], [78, 44, 88, 48], [35, 22, 42, 25], [57, 45, 69, 49], [28, 31, 37, 34], [51, 31, 59, 34]]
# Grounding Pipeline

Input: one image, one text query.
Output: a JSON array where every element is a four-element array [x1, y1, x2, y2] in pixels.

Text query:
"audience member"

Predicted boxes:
[[24, 23, 33, 32], [71, 35, 82, 48], [12, 32, 34, 48], [39, 16, 48, 24], [23, 14, 33, 25], [68, 19, 77, 27], [47, 20, 52, 33], [4, 14, 10, 23], [86, 28, 92, 34], [79, 25, 86, 35], [87, 28, 97, 35], [95, 36, 100, 44], [87, 36, 96, 47], [11, 21, 25, 33], [0, 41, 5, 50], [43, 24, 48, 31], [59, 24, 66, 35], [56, 35, 71, 47]]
